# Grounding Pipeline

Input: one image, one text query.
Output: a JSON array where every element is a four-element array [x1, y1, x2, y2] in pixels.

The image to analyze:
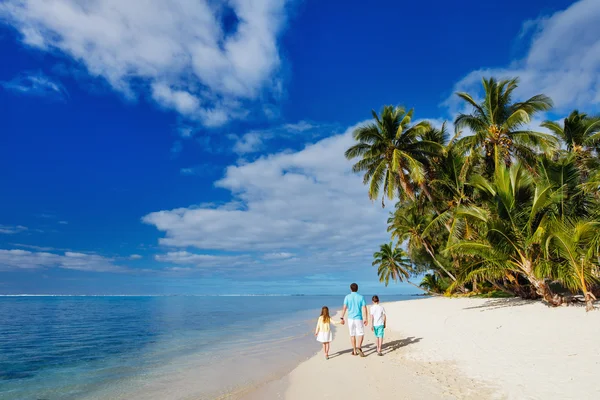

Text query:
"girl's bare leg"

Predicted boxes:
[[325, 342, 330, 357], [322, 343, 326, 356]]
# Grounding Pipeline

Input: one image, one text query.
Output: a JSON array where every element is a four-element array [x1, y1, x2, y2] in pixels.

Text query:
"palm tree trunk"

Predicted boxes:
[[422, 240, 457, 281], [522, 261, 563, 306], [419, 181, 434, 203], [580, 260, 596, 312]]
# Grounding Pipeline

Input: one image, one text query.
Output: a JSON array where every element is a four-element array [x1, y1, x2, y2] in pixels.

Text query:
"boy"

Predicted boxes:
[[369, 295, 386, 356]]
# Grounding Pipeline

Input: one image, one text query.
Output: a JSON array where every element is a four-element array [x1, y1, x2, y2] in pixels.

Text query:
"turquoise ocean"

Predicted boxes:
[[0, 295, 411, 399]]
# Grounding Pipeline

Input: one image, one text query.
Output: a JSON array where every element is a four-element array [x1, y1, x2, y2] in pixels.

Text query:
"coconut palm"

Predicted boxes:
[[541, 110, 600, 175], [454, 77, 556, 174], [419, 273, 445, 294], [388, 202, 457, 281], [345, 105, 442, 206], [543, 219, 600, 311], [447, 151, 564, 305], [542, 110, 600, 153], [372, 242, 412, 285], [372, 242, 428, 293]]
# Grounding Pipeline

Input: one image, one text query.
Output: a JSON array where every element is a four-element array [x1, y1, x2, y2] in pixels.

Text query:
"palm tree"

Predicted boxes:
[[419, 273, 445, 294], [541, 110, 600, 175], [372, 242, 429, 293], [372, 242, 412, 285], [447, 151, 564, 306], [454, 77, 556, 174], [345, 105, 442, 206], [542, 110, 600, 153], [388, 203, 457, 281], [544, 219, 600, 311]]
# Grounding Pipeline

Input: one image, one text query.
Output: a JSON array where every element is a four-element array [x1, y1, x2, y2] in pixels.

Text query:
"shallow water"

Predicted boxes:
[[0, 295, 410, 399]]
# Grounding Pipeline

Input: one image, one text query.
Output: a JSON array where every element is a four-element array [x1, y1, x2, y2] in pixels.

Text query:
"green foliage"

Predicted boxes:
[[372, 242, 413, 286], [350, 76, 600, 311], [345, 105, 442, 206]]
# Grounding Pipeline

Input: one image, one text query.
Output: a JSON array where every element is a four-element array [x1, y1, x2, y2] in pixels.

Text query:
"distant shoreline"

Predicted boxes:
[[0, 293, 421, 297]]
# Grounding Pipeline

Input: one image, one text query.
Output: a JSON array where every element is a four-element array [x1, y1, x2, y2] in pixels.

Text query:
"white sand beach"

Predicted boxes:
[[242, 297, 600, 400]]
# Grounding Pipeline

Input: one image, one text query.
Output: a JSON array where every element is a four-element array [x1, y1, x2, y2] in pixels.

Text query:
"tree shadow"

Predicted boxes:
[[463, 297, 535, 310]]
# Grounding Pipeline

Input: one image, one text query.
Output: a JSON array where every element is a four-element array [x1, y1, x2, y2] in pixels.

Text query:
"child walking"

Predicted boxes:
[[314, 306, 343, 360], [370, 295, 386, 356]]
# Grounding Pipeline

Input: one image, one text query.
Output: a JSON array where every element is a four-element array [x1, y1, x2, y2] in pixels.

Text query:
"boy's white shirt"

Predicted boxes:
[[370, 304, 386, 326]]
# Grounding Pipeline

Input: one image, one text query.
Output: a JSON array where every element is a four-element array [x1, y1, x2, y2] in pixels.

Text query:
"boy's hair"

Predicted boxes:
[[350, 283, 358, 292], [320, 306, 330, 323], [372, 295, 379, 303]]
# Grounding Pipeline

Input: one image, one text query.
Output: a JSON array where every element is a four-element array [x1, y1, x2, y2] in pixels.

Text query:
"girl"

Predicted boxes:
[[314, 306, 343, 359]]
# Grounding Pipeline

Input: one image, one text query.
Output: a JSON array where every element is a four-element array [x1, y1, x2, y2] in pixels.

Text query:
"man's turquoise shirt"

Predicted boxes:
[[343, 292, 366, 319]]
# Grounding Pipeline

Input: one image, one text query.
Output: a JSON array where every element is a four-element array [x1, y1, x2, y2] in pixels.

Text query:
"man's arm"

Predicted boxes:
[[340, 305, 347, 319], [362, 305, 368, 326]]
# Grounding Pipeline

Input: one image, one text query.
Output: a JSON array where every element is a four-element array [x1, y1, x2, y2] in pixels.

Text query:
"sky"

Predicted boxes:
[[1, 0, 599, 295]]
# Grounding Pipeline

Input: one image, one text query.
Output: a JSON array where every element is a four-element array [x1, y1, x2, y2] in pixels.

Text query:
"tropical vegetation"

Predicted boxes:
[[347, 77, 600, 311]]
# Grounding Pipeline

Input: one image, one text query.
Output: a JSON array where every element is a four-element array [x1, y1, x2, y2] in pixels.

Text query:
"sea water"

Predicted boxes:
[[0, 295, 411, 399]]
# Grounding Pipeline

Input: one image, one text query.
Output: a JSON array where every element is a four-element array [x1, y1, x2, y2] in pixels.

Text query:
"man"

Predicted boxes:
[[340, 282, 368, 357]]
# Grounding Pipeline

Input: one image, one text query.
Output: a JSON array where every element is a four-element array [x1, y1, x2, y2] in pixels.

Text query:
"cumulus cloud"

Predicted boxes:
[[0, 0, 288, 126], [0, 249, 127, 272], [228, 131, 265, 154], [262, 252, 294, 260], [227, 120, 328, 155], [1, 72, 67, 99], [445, 0, 600, 113], [282, 121, 315, 132], [143, 123, 390, 270], [129, 254, 143, 260], [155, 251, 250, 267], [0, 225, 28, 234]]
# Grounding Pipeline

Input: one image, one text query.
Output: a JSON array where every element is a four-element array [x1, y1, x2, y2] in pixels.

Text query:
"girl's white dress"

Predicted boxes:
[[315, 316, 341, 343], [316, 331, 333, 343]]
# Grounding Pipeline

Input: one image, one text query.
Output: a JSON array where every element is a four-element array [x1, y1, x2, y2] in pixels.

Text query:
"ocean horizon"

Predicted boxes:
[[0, 294, 412, 399]]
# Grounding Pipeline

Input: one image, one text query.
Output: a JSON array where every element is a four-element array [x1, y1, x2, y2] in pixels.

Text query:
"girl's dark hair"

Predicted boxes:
[[372, 295, 379, 303]]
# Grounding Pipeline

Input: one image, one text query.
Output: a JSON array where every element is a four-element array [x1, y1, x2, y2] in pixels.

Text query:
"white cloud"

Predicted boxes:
[[0, 0, 288, 126], [228, 131, 265, 154], [178, 125, 195, 138], [282, 121, 315, 132], [445, 0, 600, 113], [0, 225, 28, 234], [1, 72, 67, 99], [227, 120, 328, 155], [155, 251, 249, 267], [129, 254, 143, 260], [262, 252, 294, 260], [0, 249, 127, 272], [58, 220, 68, 225], [143, 123, 390, 270]]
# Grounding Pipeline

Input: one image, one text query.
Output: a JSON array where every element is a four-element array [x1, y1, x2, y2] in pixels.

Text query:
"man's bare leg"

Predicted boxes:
[[357, 335, 365, 356], [350, 336, 356, 355]]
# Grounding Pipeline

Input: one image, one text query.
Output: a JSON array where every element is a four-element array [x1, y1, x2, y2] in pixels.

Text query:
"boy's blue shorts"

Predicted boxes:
[[373, 325, 385, 338]]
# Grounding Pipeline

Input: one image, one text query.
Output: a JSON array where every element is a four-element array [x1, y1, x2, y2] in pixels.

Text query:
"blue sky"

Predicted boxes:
[[1, 0, 598, 295]]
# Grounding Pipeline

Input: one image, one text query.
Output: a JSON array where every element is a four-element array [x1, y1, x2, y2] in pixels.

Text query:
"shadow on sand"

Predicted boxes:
[[329, 336, 422, 359], [463, 297, 535, 311]]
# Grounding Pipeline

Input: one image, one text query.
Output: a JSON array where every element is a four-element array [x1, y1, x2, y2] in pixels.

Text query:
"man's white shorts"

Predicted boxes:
[[347, 318, 364, 337]]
